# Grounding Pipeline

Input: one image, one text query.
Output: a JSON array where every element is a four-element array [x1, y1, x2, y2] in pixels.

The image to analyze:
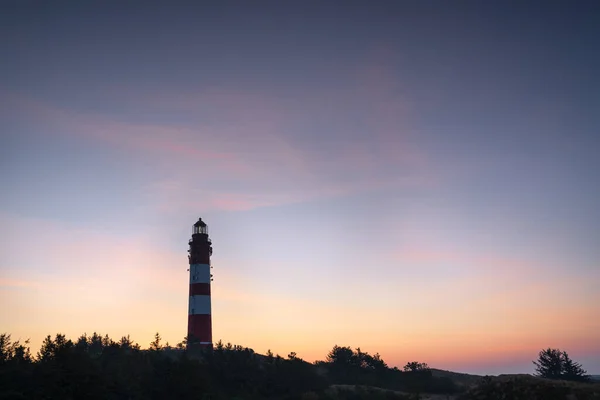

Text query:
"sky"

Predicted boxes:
[[1, 0, 599, 375]]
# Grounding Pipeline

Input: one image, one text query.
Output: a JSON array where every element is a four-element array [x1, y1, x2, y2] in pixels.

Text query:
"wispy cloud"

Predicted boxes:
[[0, 277, 41, 289], [2, 52, 435, 213], [392, 244, 596, 284]]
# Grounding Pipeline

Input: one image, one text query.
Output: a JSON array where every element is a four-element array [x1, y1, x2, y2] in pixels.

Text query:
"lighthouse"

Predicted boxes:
[[187, 217, 213, 348]]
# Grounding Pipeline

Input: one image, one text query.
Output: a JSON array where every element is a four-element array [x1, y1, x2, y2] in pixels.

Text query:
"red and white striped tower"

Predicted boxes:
[[187, 217, 213, 349]]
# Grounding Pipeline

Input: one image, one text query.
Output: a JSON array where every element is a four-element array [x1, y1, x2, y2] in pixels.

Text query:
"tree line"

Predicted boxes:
[[0, 332, 592, 400], [0, 332, 455, 399]]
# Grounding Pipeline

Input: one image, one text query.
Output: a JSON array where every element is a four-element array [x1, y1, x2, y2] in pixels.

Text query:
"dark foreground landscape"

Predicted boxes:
[[1, 333, 598, 400]]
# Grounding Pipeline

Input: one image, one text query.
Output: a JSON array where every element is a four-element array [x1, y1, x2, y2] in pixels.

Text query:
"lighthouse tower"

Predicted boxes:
[[187, 217, 213, 348]]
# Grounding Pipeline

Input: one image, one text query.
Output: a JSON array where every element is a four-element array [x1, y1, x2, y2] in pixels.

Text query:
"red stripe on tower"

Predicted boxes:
[[187, 217, 213, 348]]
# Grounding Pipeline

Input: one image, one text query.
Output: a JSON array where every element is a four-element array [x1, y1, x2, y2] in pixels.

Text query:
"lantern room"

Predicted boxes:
[[193, 218, 208, 235]]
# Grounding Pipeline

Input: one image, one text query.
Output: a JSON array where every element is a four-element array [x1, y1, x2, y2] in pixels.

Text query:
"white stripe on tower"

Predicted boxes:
[[189, 264, 211, 284]]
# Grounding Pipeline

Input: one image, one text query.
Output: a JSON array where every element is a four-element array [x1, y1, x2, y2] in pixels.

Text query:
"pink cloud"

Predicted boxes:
[[391, 247, 599, 313], [0, 278, 41, 289], [2, 51, 436, 213], [0, 213, 185, 292], [393, 245, 552, 281]]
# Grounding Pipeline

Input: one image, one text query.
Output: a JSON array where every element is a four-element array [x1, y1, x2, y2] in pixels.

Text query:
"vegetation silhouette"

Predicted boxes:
[[1, 333, 597, 400], [533, 348, 590, 382], [0, 332, 454, 399]]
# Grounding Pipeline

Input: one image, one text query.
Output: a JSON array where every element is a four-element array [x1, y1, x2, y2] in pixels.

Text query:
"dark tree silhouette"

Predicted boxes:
[[149, 332, 162, 351], [403, 361, 430, 372], [326, 345, 354, 365], [0, 332, 464, 399], [533, 348, 590, 382], [0, 333, 31, 364], [562, 351, 590, 382]]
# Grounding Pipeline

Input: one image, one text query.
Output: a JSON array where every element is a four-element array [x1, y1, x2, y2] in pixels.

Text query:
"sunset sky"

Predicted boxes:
[[1, 1, 599, 375]]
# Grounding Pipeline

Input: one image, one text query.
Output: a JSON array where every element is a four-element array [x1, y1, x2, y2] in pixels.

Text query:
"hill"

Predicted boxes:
[[457, 374, 600, 400], [430, 368, 483, 388]]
